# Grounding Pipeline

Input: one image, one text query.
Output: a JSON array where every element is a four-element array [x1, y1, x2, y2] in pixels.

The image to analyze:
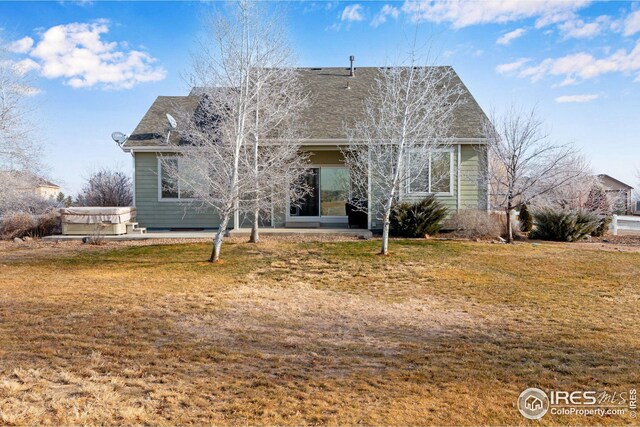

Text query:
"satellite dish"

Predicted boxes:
[[166, 113, 177, 129], [111, 132, 128, 146], [165, 113, 178, 145]]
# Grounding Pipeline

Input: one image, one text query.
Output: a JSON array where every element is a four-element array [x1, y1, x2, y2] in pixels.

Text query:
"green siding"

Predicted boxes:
[[134, 144, 487, 230], [459, 144, 488, 210], [134, 152, 223, 229]]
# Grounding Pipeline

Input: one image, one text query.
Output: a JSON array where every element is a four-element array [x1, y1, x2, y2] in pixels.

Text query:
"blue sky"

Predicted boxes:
[[2, 0, 639, 194]]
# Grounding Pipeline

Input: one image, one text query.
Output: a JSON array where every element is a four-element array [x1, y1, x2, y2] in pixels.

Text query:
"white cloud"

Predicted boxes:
[[515, 41, 640, 84], [14, 20, 165, 90], [623, 10, 640, 36], [13, 58, 40, 75], [497, 28, 526, 45], [496, 57, 531, 74], [8, 36, 34, 53], [341, 4, 365, 22], [555, 94, 599, 103], [371, 4, 400, 27], [558, 15, 610, 39], [401, 0, 590, 29]]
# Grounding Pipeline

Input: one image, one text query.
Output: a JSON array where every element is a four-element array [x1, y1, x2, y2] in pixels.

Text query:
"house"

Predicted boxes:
[[34, 178, 60, 200], [120, 65, 489, 231], [0, 171, 59, 200], [597, 174, 634, 215]]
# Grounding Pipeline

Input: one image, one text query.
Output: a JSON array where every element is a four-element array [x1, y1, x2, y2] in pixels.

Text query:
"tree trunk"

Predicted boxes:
[[505, 206, 514, 243], [209, 214, 230, 262], [381, 212, 391, 255], [249, 208, 260, 243]]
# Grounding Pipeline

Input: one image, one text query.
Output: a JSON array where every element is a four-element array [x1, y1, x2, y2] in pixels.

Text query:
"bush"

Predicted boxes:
[[518, 204, 533, 233], [390, 196, 448, 237], [591, 216, 611, 237], [530, 209, 600, 242], [0, 211, 61, 240], [447, 210, 502, 239], [0, 212, 35, 239]]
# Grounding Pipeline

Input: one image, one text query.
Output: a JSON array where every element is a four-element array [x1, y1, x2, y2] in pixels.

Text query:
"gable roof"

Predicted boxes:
[[123, 66, 487, 149], [0, 171, 59, 189], [597, 174, 633, 190]]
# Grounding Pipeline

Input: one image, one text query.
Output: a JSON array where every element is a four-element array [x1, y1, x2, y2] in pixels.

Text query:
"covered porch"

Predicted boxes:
[[279, 147, 369, 230]]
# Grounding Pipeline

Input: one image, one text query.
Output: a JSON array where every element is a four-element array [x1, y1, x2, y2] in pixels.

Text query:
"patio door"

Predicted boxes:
[[290, 168, 320, 217], [289, 167, 350, 220]]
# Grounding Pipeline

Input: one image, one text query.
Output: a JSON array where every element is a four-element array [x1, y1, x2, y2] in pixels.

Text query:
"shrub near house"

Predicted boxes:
[[530, 209, 600, 242], [390, 196, 448, 238]]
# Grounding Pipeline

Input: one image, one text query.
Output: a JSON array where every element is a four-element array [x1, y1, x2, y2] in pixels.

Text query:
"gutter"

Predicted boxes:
[[121, 137, 489, 153]]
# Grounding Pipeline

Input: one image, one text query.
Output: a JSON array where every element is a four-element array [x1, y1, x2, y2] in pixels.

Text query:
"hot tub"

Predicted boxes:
[[60, 207, 136, 235]]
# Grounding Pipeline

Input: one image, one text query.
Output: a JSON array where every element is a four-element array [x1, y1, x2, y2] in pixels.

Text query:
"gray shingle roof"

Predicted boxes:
[[123, 66, 487, 148]]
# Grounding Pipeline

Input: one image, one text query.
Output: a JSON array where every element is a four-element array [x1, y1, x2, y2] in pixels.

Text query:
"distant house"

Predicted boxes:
[[0, 171, 60, 200], [34, 179, 60, 200], [120, 63, 489, 231], [597, 174, 634, 215]]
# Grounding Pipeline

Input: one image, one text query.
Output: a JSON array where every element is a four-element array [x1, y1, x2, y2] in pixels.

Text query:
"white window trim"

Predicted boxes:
[[157, 156, 197, 202], [406, 147, 455, 196]]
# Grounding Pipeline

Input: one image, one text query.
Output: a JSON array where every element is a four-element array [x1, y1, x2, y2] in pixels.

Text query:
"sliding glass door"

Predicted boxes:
[[289, 167, 350, 219], [289, 168, 320, 217], [320, 167, 349, 216]]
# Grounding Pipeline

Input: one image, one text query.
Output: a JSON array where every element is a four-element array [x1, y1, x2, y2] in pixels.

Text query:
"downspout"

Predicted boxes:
[[456, 144, 461, 212], [485, 145, 490, 212], [131, 150, 136, 208]]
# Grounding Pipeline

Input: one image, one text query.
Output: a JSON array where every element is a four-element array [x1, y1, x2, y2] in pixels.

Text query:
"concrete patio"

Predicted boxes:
[[43, 228, 373, 242]]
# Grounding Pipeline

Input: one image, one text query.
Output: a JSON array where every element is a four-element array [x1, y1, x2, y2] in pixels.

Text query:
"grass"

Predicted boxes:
[[0, 238, 639, 425]]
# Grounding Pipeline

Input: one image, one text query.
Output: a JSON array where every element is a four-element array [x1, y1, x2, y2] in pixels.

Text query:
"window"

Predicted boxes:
[[289, 167, 351, 217], [159, 157, 198, 200], [407, 149, 453, 194]]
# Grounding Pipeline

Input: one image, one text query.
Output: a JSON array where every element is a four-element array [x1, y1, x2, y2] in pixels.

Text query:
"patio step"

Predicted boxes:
[[285, 222, 321, 228], [126, 223, 146, 234]]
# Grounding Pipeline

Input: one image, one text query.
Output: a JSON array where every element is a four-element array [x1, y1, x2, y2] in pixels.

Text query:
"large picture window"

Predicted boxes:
[[407, 149, 453, 194], [158, 157, 196, 200]]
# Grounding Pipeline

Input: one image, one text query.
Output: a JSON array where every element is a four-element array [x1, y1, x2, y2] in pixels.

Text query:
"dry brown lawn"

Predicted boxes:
[[0, 238, 638, 426]]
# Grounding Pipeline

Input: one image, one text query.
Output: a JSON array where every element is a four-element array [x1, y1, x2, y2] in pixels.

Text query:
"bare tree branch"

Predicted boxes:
[[164, 1, 308, 261], [343, 46, 465, 255], [484, 104, 591, 242]]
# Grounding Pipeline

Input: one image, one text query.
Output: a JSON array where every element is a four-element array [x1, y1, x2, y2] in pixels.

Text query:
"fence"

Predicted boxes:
[[612, 215, 640, 235]]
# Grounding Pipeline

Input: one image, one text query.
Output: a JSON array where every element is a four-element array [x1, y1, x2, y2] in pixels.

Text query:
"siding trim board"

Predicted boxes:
[[123, 138, 488, 153]]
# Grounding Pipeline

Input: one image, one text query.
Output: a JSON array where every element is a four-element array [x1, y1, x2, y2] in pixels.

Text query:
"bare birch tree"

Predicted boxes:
[[484, 105, 590, 242], [163, 1, 308, 261], [237, 15, 309, 243], [343, 53, 464, 255], [0, 42, 45, 215]]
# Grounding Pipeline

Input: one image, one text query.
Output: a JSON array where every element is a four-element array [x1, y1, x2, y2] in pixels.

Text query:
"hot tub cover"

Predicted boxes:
[[61, 207, 134, 224]]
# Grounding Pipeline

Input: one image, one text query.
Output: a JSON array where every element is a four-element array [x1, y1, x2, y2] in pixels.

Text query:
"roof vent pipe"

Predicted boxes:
[[349, 55, 355, 77]]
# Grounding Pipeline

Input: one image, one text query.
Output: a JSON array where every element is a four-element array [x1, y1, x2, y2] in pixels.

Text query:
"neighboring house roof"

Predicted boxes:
[[36, 178, 60, 189], [0, 170, 59, 189], [597, 174, 633, 190], [123, 66, 488, 149]]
